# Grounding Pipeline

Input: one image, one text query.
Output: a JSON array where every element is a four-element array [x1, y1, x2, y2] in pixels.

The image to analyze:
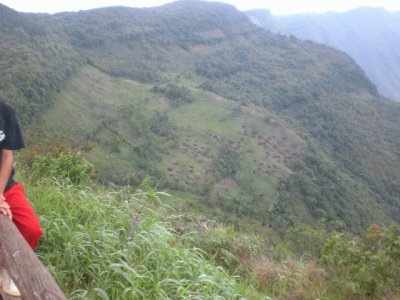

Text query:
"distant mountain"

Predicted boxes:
[[246, 7, 400, 101], [1, 1, 400, 233]]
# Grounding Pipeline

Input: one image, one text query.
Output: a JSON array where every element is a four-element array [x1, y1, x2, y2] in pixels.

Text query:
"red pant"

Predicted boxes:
[[4, 183, 43, 250]]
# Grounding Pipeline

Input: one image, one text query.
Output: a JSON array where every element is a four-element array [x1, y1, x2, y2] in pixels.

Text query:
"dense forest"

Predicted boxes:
[[1, 0, 400, 240]]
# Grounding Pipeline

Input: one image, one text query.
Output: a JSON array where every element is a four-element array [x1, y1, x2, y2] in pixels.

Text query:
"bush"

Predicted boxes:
[[151, 84, 195, 107], [321, 224, 400, 298], [284, 224, 327, 258], [32, 151, 93, 184], [214, 146, 240, 177]]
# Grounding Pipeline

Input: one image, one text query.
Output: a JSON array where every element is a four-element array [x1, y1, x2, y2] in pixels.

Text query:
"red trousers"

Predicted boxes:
[[4, 183, 43, 250]]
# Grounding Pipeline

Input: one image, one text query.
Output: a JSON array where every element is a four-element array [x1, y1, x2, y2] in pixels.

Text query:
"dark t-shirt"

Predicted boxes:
[[0, 102, 25, 190]]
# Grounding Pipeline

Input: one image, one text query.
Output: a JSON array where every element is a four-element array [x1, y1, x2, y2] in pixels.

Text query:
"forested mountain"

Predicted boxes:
[[0, 4, 82, 123], [1, 0, 400, 234], [247, 7, 400, 101]]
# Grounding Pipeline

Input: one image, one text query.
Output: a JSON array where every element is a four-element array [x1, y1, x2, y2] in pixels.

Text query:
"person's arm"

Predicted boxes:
[[0, 149, 13, 219]]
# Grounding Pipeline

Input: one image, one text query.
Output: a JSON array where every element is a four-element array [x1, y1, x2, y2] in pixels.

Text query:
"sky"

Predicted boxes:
[[1, 0, 400, 15]]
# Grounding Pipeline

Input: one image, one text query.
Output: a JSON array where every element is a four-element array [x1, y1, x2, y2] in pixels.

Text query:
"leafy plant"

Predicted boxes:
[[32, 151, 93, 184], [321, 224, 400, 298]]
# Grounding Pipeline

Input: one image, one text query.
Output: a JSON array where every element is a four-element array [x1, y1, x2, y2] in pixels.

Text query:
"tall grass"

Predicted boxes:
[[26, 177, 252, 299]]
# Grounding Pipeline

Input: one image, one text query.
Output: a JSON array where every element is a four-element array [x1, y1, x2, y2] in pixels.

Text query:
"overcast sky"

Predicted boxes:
[[1, 0, 400, 15]]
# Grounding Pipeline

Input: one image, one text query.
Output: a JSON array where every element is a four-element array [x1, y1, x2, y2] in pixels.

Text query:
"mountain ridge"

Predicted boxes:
[[246, 7, 400, 101], [1, 1, 400, 233]]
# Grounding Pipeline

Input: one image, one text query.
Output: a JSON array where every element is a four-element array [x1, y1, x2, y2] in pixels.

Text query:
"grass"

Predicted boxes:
[[17, 164, 400, 299], [35, 64, 309, 231], [26, 176, 252, 299]]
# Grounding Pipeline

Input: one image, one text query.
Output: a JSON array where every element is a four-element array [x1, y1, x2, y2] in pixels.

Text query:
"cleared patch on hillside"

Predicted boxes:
[[41, 65, 308, 224]]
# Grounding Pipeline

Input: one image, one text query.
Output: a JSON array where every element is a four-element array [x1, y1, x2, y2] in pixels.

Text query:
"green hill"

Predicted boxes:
[[40, 65, 308, 228], [1, 1, 400, 233]]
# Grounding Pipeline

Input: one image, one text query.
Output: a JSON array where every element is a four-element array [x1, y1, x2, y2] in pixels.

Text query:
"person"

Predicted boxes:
[[0, 101, 43, 297]]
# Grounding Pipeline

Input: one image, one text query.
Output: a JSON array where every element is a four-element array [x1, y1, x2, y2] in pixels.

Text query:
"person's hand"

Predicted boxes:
[[0, 195, 12, 220]]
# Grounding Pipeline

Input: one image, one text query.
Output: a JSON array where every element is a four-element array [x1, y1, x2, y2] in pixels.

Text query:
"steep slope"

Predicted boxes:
[[1, 1, 400, 232], [41, 65, 308, 228], [0, 4, 82, 123], [247, 7, 400, 101]]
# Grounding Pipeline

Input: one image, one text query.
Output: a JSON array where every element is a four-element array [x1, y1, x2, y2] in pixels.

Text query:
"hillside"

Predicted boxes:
[[0, 4, 82, 123], [40, 65, 309, 230], [247, 7, 400, 101], [27, 157, 400, 299], [1, 1, 400, 234]]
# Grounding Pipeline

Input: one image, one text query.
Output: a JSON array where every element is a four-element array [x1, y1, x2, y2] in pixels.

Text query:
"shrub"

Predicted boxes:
[[32, 151, 93, 184], [321, 225, 400, 298], [284, 224, 327, 258], [214, 146, 240, 176]]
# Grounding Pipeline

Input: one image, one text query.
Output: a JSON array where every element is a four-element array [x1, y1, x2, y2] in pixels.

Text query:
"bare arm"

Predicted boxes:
[[0, 149, 13, 219]]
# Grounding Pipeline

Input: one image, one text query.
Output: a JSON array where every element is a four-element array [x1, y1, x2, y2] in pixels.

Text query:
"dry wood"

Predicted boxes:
[[0, 215, 66, 300]]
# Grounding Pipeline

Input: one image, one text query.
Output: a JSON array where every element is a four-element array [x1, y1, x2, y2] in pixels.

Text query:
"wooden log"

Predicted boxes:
[[0, 215, 66, 300]]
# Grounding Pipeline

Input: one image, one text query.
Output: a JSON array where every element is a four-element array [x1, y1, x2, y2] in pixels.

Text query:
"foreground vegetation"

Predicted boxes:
[[19, 152, 400, 299]]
